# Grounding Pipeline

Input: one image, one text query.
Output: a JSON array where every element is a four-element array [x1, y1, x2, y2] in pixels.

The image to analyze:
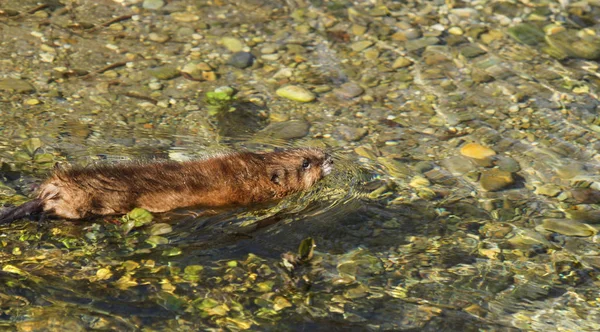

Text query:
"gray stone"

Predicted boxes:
[[442, 156, 475, 175], [492, 156, 520, 172], [334, 82, 364, 99], [262, 120, 310, 140], [227, 52, 254, 69]]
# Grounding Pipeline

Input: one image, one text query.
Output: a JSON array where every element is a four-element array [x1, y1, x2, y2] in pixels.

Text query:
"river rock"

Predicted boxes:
[[535, 184, 561, 197], [276, 85, 315, 102], [149, 66, 180, 80], [460, 142, 496, 159], [392, 57, 412, 69], [442, 155, 476, 175], [333, 82, 364, 99], [0, 78, 35, 93], [262, 120, 310, 140], [350, 41, 373, 52], [480, 168, 514, 191], [227, 52, 254, 69], [570, 188, 600, 204], [336, 125, 368, 141], [142, 0, 164, 10], [540, 219, 597, 237], [492, 155, 520, 172], [221, 37, 244, 52]]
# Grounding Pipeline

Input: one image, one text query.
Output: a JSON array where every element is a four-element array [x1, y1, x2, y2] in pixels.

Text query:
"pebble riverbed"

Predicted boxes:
[[1, 0, 600, 330]]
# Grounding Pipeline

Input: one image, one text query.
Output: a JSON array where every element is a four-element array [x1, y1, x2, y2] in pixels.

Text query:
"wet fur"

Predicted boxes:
[[0, 148, 332, 223]]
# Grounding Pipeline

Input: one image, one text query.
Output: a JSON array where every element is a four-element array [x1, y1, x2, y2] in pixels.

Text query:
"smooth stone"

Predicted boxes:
[[276, 85, 315, 102], [337, 125, 368, 142], [350, 41, 374, 52], [448, 27, 463, 35], [24, 98, 40, 105], [148, 32, 169, 43], [352, 24, 367, 36], [149, 66, 180, 80], [170, 12, 199, 22], [570, 188, 600, 204], [221, 37, 244, 52], [391, 28, 421, 41], [565, 210, 600, 224], [260, 44, 277, 54], [405, 37, 439, 51], [442, 155, 475, 175], [535, 184, 561, 197], [480, 168, 514, 191], [460, 142, 496, 159], [227, 52, 254, 69], [176, 27, 194, 37], [471, 69, 494, 83], [261, 54, 280, 61], [414, 161, 435, 174], [142, 0, 164, 10], [507, 23, 545, 46], [333, 82, 364, 99], [148, 82, 162, 90], [460, 45, 487, 58], [409, 176, 431, 188], [0, 78, 35, 93], [540, 219, 596, 237], [181, 62, 203, 80], [262, 120, 310, 140], [392, 57, 412, 69], [492, 156, 520, 172]]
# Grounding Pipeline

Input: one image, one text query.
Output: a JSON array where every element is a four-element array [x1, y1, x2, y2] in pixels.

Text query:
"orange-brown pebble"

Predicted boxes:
[[460, 143, 496, 159]]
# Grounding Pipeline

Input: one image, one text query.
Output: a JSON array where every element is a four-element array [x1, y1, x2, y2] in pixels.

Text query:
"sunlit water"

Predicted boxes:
[[1, 0, 600, 330]]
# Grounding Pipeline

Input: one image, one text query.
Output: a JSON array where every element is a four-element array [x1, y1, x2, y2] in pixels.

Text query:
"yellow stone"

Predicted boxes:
[[24, 98, 40, 105], [460, 143, 496, 159]]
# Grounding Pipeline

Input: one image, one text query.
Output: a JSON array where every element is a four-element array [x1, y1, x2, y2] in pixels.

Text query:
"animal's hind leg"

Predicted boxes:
[[36, 212, 51, 231]]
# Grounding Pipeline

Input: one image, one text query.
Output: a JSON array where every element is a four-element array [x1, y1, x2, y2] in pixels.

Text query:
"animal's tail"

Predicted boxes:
[[0, 199, 44, 225]]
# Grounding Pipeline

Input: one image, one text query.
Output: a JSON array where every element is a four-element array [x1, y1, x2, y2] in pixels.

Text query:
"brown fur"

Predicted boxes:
[[29, 148, 333, 220]]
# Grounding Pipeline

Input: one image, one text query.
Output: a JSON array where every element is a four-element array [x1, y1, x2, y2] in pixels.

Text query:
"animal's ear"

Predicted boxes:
[[270, 169, 284, 184]]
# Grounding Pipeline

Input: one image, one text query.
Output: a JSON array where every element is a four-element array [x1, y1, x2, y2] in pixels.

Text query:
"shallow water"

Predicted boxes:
[[1, 0, 600, 331]]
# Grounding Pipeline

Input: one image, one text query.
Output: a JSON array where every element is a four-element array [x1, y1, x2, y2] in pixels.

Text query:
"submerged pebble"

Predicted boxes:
[[480, 168, 514, 191], [261, 120, 310, 140], [0, 78, 35, 93], [276, 85, 315, 102], [539, 219, 597, 237], [227, 52, 255, 69], [460, 143, 496, 159], [333, 82, 364, 100], [142, 0, 165, 10]]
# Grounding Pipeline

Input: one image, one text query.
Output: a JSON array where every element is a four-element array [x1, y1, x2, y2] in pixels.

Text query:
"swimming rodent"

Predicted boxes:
[[0, 148, 333, 224]]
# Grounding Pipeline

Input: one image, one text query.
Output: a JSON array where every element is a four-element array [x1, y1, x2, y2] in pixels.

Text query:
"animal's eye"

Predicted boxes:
[[302, 159, 311, 169]]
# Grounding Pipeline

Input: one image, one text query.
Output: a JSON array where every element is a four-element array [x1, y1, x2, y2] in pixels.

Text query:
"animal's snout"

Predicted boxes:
[[322, 153, 334, 176]]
